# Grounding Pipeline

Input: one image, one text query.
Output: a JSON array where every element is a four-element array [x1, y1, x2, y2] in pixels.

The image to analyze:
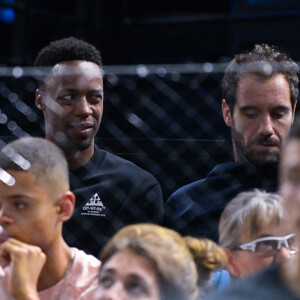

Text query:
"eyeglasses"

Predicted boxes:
[[230, 233, 298, 257]]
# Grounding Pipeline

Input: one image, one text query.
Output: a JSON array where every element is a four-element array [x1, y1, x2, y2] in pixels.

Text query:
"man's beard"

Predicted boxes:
[[231, 127, 280, 167], [55, 132, 94, 154]]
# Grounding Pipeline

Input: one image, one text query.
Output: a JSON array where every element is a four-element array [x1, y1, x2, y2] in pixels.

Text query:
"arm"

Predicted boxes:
[[0, 238, 46, 300]]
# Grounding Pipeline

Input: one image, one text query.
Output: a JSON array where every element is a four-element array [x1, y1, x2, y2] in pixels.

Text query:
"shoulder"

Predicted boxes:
[[94, 146, 159, 184], [72, 248, 101, 270], [209, 265, 292, 300], [167, 162, 232, 203]]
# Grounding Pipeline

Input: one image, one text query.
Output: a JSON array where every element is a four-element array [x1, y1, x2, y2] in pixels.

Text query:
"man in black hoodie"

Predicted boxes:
[[166, 44, 298, 242]]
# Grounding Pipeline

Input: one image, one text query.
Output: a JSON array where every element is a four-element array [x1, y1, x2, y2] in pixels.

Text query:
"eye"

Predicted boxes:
[[272, 112, 285, 119], [88, 94, 103, 103], [245, 113, 257, 118], [14, 201, 26, 209], [288, 237, 297, 250], [99, 275, 114, 289], [243, 110, 258, 119], [126, 280, 148, 296], [57, 94, 74, 105], [255, 240, 275, 253]]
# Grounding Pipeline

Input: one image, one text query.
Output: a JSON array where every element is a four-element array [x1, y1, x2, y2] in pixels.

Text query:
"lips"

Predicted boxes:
[[0, 228, 11, 244], [71, 123, 93, 130], [70, 123, 94, 135]]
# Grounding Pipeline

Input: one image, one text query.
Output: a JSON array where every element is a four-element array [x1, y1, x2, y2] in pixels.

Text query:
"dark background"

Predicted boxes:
[[1, 0, 300, 200], [2, 0, 300, 65]]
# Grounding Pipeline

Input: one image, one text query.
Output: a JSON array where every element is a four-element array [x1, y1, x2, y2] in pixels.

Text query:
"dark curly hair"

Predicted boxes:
[[222, 44, 299, 114], [34, 36, 102, 68], [34, 37, 102, 88]]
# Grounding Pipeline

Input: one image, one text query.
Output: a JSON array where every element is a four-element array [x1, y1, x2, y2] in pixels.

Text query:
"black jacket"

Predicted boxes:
[[166, 162, 278, 241]]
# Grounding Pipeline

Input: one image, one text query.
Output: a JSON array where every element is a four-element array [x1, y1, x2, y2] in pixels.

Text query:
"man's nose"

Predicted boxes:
[[73, 98, 92, 116], [258, 114, 275, 136], [0, 207, 13, 227]]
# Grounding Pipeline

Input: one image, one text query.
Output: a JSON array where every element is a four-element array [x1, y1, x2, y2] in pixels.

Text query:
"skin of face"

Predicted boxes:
[[0, 170, 61, 250], [222, 73, 296, 166], [96, 251, 160, 300], [35, 60, 104, 156], [225, 225, 293, 277], [280, 140, 300, 233]]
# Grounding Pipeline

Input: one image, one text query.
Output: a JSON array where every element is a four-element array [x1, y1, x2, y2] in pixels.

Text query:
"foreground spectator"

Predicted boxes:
[[94, 223, 227, 300], [0, 137, 100, 300]]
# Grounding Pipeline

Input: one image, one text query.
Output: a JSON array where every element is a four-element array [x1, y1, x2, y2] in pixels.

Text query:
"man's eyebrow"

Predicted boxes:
[[239, 106, 258, 111], [271, 106, 290, 112], [88, 88, 104, 93], [7, 194, 32, 200]]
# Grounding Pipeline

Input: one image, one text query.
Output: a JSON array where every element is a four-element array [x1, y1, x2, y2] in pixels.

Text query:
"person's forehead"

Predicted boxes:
[[236, 73, 289, 96], [104, 251, 156, 277], [51, 60, 102, 79]]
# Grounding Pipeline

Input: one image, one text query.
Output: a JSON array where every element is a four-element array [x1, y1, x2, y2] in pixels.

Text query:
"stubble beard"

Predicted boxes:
[[231, 127, 280, 167]]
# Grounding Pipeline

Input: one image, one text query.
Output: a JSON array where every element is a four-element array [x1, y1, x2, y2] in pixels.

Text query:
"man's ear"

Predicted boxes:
[[35, 89, 45, 111], [56, 191, 75, 222], [224, 248, 241, 277], [222, 99, 232, 127]]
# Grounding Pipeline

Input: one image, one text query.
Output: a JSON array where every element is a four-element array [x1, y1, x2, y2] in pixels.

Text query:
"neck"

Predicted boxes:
[[37, 238, 73, 291], [65, 145, 95, 169]]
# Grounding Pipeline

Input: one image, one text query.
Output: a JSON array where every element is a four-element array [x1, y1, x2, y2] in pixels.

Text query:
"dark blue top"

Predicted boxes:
[[166, 162, 278, 241]]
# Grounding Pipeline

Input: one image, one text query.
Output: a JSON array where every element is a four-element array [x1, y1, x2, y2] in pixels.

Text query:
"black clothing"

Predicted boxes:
[[63, 145, 163, 256], [166, 162, 278, 241]]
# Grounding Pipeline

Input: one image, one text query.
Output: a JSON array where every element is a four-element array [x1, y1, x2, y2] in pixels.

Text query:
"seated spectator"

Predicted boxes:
[[166, 44, 298, 243], [0, 137, 100, 300], [95, 223, 227, 300], [219, 189, 296, 281]]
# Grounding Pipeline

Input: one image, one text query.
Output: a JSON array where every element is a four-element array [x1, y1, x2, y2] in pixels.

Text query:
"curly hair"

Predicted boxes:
[[222, 44, 299, 114], [34, 36, 102, 68]]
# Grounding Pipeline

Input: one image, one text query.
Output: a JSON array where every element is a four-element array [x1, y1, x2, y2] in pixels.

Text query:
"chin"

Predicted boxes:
[[251, 152, 279, 166]]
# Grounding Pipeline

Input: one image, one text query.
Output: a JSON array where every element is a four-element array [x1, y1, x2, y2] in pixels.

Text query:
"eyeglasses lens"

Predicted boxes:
[[255, 237, 298, 256], [255, 240, 278, 256]]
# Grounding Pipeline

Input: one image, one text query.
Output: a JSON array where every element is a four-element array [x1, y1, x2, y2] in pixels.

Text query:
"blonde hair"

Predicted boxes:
[[219, 189, 287, 248], [184, 237, 227, 288], [100, 224, 226, 300]]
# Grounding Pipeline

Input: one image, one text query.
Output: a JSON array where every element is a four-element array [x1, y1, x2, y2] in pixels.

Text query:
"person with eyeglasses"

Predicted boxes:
[[218, 189, 296, 280]]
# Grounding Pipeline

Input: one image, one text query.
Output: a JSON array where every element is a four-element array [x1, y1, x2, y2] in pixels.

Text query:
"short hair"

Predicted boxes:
[[100, 224, 227, 300], [219, 189, 287, 249], [222, 44, 299, 113], [35, 36, 102, 68], [34, 37, 102, 88], [0, 137, 69, 198]]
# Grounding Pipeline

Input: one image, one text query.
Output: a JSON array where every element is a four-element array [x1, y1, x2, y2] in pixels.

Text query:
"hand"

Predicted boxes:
[[0, 238, 46, 300]]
